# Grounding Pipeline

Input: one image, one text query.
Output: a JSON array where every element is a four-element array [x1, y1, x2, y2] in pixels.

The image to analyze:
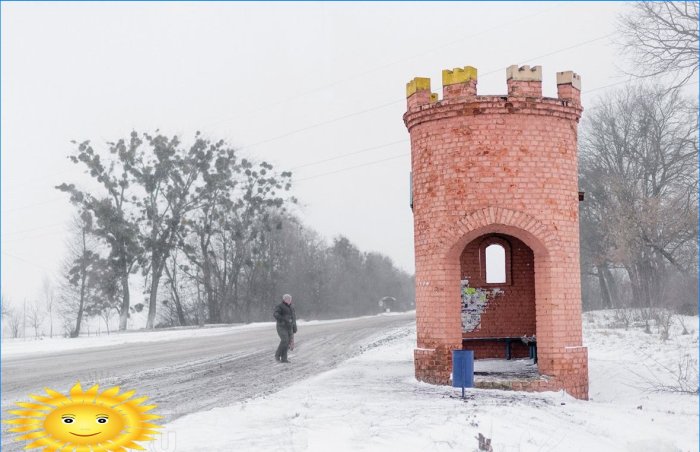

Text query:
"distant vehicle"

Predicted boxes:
[[378, 296, 397, 313]]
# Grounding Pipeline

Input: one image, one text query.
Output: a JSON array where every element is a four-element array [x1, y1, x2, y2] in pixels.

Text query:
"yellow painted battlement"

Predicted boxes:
[[442, 66, 478, 86], [406, 77, 431, 98]]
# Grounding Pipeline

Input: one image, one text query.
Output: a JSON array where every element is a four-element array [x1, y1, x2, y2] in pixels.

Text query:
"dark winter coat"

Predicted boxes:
[[274, 302, 297, 334]]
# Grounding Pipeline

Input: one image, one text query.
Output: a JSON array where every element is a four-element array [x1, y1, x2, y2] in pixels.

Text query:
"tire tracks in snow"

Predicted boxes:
[[2, 313, 415, 451]]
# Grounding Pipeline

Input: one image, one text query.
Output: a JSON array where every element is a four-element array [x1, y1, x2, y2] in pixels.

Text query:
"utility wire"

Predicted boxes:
[[3, 228, 69, 243], [1, 27, 613, 195], [2, 29, 623, 221], [2, 70, 628, 219], [233, 33, 616, 153], [209, 3, 568, 127], [1, 250, 54, 272], [290, 139, 408, 171], [583, 77, 633, 94], [295, 153, 409, 183], [239, 98, 404, 151], [3, 221, 66, 236], [2, 197, 65, 214], [290, 76, 633, 184]]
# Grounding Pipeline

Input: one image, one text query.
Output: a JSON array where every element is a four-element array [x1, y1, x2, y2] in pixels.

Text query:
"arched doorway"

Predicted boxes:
[[460, 234, 536, 360]]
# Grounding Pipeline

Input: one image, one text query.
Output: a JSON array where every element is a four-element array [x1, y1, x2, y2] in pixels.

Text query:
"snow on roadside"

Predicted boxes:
[[584, 310, 698, 411], [1, 323, 268, 358], [1, 312, 412, 358], [160, 313, 698, 452]]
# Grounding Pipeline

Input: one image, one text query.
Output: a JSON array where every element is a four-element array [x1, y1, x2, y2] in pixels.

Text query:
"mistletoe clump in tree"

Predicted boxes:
[[58, 131, 293, 329]]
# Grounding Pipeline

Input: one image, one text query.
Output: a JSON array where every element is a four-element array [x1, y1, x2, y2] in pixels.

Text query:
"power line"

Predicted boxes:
[[3, 221, 66, 237], [2, 29, 625, 225], [290, 139, 408, 171], [2, 32, 617, 205], [232, 32, 617, 153], [518, 33, 615, 68], [1, 250, 54, 272], [290, 78, 637, 184], [4, 228, 69, 243], [2, 196, 65, 214], [239, 98, 404, 151], [0, 6, 567, 195], [5, 168, 74, 190], [208, 3, 568, 128], [2, 72, 629, 221], [3, 69, 630, 221], [295, 152, 409, 183], [583, 77, 633, 94]]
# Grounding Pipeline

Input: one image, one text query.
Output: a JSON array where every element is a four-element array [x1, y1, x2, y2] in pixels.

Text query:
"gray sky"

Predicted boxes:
[[2, 2, 628, 307]]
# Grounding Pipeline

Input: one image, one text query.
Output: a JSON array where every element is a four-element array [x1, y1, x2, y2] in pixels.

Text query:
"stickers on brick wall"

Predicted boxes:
[[460, 279, 503, 332]]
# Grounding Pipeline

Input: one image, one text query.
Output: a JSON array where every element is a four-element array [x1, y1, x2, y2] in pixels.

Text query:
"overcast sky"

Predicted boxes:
[[2, 2, 629, 306]]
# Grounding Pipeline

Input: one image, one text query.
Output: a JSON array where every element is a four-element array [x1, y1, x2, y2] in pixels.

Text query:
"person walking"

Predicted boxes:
[[273, 294, 297, 363]]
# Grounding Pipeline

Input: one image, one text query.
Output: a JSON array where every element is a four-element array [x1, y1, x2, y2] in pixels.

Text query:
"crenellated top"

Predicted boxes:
[[506, 64, 542, 82], [404, 64, 582, 130], [442, 66, 477, 86]]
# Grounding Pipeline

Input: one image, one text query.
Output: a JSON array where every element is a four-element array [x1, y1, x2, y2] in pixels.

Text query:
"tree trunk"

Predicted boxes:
[[73, 269, 86, 338], [146, 259, 162, 329], [603, 266, 620, 307], [596, 264, 612, 309], [73, 230, 88, 338], [173, 290, 186, 326], [626, 264, 641, 308], [119, 273, 130, 331], [165, 260, 186, 326], [200, 235, 218, 323], [196, 267, 205, 327]]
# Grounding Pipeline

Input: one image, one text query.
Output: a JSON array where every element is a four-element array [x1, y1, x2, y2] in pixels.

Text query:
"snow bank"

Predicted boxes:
[[160, 313, 699, 452], [1, 323, 268, 358], [1, 312, 414, 358]]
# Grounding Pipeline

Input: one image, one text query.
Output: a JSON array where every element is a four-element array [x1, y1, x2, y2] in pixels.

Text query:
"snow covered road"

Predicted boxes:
[[1, 312, 415, 451]]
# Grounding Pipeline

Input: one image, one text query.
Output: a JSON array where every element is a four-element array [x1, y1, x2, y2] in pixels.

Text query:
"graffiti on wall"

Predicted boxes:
[[460, 279, 504, 332]]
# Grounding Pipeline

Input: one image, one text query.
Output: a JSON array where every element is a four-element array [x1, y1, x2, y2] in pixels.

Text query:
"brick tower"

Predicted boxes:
[[404, 65, 588, 399]]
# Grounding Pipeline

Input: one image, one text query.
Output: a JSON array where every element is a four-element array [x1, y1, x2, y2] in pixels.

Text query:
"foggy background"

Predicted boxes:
[[2, 3, 625, 308]]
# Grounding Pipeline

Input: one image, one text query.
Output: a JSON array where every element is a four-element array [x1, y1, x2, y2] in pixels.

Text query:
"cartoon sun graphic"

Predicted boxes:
[[5, 382, 162, 451]]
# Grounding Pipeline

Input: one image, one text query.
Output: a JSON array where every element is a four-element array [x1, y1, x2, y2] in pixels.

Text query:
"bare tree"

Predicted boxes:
[[27, 301, 45, 339], [619, 1, 699, 88], [1, 293, 9, 318], [59, 213, 100, 338], [57, 136, 143, 331], [6, 305, 22, 338], [580, 85, 698, 310], [163, 251, 187, 326], [84, 258, 122, 335], [42, 276, 55, 338]]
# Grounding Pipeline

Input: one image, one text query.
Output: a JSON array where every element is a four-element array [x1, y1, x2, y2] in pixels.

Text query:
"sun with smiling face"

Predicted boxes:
[[5, 382, 161, 451]]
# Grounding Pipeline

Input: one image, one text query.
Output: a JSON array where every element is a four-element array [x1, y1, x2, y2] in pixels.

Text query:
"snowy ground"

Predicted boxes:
[[2, 313, 416, 452], [160, 311, 699, 452]]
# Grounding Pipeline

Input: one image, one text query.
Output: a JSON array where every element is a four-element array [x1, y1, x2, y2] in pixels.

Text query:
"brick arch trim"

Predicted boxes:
[[444, 207, 559, 261]]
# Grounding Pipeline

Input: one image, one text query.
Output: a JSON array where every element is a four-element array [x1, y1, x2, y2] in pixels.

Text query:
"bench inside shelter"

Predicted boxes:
[[462, 336, 537, 362]]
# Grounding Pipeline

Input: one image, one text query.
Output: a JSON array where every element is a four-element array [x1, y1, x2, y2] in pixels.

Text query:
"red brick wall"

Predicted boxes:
[[404, 65, 588, 399], [460, 234, 535, 359]]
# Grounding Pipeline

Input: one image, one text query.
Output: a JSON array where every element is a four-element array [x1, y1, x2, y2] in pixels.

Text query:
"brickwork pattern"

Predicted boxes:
[[405, 65, 589, 399]]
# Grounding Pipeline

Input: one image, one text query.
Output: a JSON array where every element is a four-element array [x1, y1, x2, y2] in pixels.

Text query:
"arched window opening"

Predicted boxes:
[[485, 244, 506, 283]]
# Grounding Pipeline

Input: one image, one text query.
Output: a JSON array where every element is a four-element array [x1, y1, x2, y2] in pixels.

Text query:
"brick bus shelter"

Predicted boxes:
[[404, 64, 589, 399]]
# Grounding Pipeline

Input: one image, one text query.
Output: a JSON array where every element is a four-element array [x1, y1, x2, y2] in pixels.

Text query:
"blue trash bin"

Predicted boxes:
[[452, 350, 474, 389]]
